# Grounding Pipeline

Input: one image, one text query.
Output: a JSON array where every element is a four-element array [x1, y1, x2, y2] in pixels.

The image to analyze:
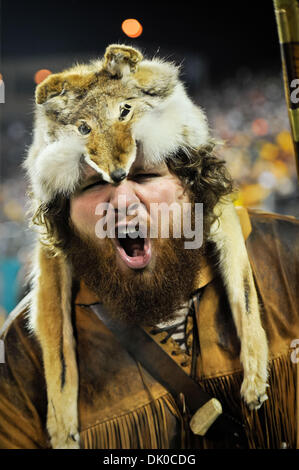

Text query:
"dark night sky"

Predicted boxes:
[[1, 0, 281, 80]]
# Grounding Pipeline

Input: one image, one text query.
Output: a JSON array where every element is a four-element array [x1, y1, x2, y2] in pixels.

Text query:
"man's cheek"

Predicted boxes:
[[70, 201, 96, 232]]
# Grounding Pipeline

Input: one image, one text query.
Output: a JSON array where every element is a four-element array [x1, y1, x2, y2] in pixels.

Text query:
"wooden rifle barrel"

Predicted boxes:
[[273, 0, 299, 179]]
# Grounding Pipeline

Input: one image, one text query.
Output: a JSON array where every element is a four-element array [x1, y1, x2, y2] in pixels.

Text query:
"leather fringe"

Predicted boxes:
[[81, 352, 297, 449], [80, 393, 184, 449], [197, 351, 298, 449]]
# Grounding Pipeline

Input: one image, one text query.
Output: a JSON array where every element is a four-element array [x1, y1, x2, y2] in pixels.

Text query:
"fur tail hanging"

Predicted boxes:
[[210, 199, 269, 410], [28, 243, 80, 449]]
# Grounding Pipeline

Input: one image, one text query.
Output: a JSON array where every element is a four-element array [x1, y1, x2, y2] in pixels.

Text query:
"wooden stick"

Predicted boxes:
[[273, 0, 299, 180]]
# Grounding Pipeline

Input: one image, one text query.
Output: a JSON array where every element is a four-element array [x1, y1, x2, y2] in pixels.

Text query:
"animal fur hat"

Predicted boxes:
[[24, 44, 269, 448]]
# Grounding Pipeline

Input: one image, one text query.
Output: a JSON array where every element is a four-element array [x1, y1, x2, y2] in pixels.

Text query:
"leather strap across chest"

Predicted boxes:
[[89, 302, 248, 447]]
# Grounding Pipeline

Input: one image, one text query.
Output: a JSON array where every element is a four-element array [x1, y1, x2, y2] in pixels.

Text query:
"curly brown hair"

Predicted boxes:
[[167, 142, 235, 235], [29, 142, 235, 253]]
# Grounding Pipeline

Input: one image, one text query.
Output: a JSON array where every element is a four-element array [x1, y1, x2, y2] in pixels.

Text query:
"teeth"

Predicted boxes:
[[118, 226, 139, 236]]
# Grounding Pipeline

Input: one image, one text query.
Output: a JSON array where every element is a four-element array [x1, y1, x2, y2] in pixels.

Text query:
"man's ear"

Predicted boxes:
[[35, 73, 65, 105]]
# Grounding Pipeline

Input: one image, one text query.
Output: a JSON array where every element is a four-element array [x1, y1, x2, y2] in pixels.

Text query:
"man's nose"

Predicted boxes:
[[109, 180, 140, 213]]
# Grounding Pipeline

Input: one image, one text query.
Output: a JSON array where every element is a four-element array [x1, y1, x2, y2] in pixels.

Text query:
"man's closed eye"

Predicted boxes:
[[82, 180, 108, 191], [132, 173, 160, 182]]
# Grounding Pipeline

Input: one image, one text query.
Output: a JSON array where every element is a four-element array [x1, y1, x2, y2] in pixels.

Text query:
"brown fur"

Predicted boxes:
[[32, 247, 79, 448], [31, 45, 187, 183], [24, 44, 269, 447]]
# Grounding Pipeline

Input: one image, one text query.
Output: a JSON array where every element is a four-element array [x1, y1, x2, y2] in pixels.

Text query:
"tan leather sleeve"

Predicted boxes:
[[0, 309, 50, 449]]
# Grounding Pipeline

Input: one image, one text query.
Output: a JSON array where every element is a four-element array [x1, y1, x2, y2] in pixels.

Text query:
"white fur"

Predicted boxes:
[[123, 144, 138, 175], [26, 244, 40, 334], [107, 59, 131, 78], [84, 155, 112, 182], [133, 82, 209, 163], [210, 201, 269, 408], [27, 134, 86, 203]]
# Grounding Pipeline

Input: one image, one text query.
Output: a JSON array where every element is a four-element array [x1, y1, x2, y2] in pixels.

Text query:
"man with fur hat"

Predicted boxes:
[[0, 45, 298, 449]]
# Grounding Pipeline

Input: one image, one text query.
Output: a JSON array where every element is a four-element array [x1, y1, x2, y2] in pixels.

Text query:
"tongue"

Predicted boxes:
[[131, 245, 145, 257]]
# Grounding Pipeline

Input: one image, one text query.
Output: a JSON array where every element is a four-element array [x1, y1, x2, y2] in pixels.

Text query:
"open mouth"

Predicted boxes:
[[114, 225, 152, 269]]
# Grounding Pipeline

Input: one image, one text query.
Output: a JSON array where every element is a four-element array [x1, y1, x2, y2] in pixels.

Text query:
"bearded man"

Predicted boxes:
[[0, 45, 299, 450]]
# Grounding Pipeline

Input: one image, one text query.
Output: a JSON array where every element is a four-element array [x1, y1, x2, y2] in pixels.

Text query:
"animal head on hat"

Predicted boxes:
[[25, 44, 209, 203]]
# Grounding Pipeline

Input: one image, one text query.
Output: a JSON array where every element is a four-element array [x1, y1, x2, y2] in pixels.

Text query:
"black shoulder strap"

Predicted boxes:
[[89, 303, 247, 446]]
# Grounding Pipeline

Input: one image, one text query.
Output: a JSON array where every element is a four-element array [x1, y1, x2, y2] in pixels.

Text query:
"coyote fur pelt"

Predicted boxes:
[[24, 45, 269, 448]]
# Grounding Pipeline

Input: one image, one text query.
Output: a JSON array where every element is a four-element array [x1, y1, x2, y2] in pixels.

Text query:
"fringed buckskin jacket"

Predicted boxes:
[[0, 209, 299, 449]]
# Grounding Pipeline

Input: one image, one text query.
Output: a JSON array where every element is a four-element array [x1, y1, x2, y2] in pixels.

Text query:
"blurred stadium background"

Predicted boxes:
[[0, 0, 298, 325]]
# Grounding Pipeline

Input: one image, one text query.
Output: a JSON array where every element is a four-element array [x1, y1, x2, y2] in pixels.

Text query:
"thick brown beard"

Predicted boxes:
[[66, 226, 205, 326]]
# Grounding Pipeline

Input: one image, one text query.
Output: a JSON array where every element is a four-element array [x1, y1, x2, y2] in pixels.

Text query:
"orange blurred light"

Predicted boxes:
[[122, 19, 143, 38], [252, 118, 269, 136], [0, 73, 3, 82], [34, 69, 52, 85]]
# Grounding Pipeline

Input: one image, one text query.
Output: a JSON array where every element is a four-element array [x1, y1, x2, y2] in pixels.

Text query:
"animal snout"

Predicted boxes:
[[111, 168, 127, 183]]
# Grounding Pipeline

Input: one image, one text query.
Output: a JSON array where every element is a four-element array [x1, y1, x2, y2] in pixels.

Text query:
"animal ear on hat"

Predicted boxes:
[[103, 44, 143, 78], [35, 73, 66, 105]]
